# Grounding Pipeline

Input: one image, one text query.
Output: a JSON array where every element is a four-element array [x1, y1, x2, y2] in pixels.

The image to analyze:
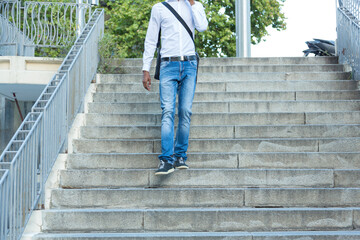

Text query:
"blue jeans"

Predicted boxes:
[[158, 59, 198, 164]]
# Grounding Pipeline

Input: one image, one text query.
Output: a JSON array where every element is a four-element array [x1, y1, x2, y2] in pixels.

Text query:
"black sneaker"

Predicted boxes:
[[174, 157, 189, 169], [155, 160, 174, 175]]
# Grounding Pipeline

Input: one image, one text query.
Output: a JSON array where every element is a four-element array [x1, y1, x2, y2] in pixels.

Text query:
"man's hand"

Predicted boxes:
[[143, 71, 151, 91], [189, 0, 195, 6]]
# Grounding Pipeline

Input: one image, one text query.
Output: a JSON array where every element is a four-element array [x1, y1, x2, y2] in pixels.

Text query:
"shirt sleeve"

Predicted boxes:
[[142, 5, 161, 72], [191, 1, 208, 32]]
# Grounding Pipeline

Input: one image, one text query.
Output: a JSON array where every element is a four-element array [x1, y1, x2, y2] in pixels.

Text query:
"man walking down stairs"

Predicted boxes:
[[31, 57, 360, 239]]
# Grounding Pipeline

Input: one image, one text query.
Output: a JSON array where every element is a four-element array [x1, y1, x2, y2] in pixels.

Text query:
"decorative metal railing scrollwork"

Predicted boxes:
[[0, 0, 92, 56], [0, 1, 20, 44], [23, 1, 91, 47], [337, 0, 360, 80]]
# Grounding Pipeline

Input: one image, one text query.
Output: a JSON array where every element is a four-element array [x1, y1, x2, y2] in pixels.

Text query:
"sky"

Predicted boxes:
[[251, 0, 337, 57]]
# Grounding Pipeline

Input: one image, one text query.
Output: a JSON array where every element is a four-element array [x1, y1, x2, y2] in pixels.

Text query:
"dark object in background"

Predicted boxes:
[[303, 39, 335, 56]]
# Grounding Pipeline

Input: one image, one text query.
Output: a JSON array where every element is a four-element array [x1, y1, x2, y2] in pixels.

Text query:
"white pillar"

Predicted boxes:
[[236, 0, 251, 57], [76, 0, 85, 37], [335, 0, 338, 56]]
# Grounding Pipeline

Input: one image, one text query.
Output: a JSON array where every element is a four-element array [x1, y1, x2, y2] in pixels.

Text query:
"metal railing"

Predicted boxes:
[[339, 0, 360, 20], [0, 1, 20, 44], [337, 0, 360, 80], [23, 1, 91, 47], [0, 7, 104, 240], [0, 0, 92, 56], [0, 1, 33, 55], [0, 169, 10, 240]]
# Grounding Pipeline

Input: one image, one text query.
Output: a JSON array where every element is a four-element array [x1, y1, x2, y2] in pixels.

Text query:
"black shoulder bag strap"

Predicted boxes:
[[154, 29, 161, 80], [162, 1, 199, 81]]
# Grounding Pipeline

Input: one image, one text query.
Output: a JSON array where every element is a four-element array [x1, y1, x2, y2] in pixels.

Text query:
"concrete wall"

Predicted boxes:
[[0, 95, 34, 153], [0, 56, 63, 101], [0, 96, 12, 153], [0, 56, 62, 84], [0, 56, 61, 154]]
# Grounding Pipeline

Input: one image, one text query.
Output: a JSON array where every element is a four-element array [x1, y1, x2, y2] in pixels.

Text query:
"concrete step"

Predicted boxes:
[[95, 81, 357, 93], [87, 101, 360, 114], [97, 72, 351, 83], [80, 124, 360, 139], [66, 152, 360, 170], [117, 56, 339, 67], [121, 64, 346, 74], [59, 169, 340, 188], [41, 208, 357, 232], [31, 231, 360, 240], [239, 152, 360, 169], [72, 138, 360, 154], [50, 188, 360, 209], [84, 112, 360, 126], [50, 188, 245, 209], [92, 91, 360, 103], [66, 153, 238, 169]]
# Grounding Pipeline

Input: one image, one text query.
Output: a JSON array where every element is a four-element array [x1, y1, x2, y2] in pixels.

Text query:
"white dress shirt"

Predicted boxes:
[[142, 0, 208, 72]]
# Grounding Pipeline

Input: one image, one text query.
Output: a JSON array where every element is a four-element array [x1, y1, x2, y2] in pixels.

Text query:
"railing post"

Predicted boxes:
[[76, 0, 85, 37], [335, 0, 338, 56]]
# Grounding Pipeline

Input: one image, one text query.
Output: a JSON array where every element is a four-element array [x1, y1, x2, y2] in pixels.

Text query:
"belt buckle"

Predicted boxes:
[[180, 56, 185, 61]]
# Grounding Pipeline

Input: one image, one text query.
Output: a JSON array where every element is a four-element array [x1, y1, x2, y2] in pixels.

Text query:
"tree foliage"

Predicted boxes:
[[105, 0, 286, 58]]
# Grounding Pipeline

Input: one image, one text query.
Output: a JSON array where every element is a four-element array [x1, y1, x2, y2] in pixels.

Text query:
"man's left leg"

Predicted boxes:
[[174, 60, 198, 169]]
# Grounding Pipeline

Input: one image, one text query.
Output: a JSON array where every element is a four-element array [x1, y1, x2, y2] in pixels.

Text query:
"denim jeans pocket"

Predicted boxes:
[[189, 60, 198, 69], [160, 60, 171, 69]]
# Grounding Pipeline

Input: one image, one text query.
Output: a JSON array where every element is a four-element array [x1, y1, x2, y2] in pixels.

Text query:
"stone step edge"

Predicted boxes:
[[73, 137, 360, 141], [84, 111, 360, 115], [118, 56, 339, 63], [41, 207, 360, 212], [52, 187, 360, 191], [95, 80, 356, 85], [65, 152, 360, 170], [91, 100, 360, 104], [80, 123, 360, 127], [33, 231, 360, 238], [97, 72, 350, 76], [121, 64, 345, 67], [67, 152, 360, 155], [92, 90, 360, 94], [85, 110, 360, 113], [89, 100, 360, 103], [59, 168, 358, 172]]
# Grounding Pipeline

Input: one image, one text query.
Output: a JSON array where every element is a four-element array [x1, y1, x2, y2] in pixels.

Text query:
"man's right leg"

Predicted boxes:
[[156, 61, 179, 175]]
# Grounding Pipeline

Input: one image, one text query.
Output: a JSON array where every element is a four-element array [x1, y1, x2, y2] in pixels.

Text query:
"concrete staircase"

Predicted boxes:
[[34, 57, 360, 239]]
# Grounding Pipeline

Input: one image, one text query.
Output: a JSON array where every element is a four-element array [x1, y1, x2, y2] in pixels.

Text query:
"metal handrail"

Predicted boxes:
[[337, 0, 360, 80], [339, 0, 360, 21], [0, 8, 104, 240]]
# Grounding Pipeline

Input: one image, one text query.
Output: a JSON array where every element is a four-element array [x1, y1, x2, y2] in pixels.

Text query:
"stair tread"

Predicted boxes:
[[52, 187, 360, 190], [74, 137, 360, 140], [32, 231, 360, 239], [95, 80, 356, 86], [42, 207, 360, 212]]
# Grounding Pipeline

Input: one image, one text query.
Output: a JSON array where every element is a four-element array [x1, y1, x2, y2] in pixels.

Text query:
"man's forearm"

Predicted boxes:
[[190, 1, 208, 32], [143, 5, 160, 72]]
